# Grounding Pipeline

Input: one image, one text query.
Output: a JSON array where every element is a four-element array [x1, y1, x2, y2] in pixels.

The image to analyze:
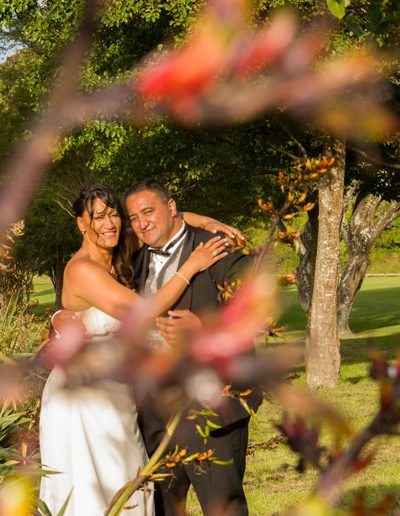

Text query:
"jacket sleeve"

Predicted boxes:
[[210, 247, 253, 290], [192, 227, 253, 292]]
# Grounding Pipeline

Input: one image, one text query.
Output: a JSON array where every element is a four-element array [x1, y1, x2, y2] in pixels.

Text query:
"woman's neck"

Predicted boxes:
[[81, 241, 113, 271]]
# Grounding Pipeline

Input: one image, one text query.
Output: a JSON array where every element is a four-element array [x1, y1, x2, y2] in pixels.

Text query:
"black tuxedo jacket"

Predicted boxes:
[[132, 225, 263, 426]]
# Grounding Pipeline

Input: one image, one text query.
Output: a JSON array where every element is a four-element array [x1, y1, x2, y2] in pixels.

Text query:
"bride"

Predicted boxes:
[[39, 183, 229, 515]]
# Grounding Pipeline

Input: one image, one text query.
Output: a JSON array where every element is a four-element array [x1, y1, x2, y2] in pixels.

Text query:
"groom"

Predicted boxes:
[[125, 179, 262, 515]]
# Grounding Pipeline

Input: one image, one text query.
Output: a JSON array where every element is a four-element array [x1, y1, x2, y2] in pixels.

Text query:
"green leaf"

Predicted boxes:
[[326, 0, 350, 19], [56, 489, 73, 516], [210, 458, 234, 466], [36, 499, 52, 516]]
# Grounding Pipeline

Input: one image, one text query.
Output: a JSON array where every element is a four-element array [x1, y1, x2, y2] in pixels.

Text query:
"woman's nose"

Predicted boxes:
[[105, 216, 116, 227]]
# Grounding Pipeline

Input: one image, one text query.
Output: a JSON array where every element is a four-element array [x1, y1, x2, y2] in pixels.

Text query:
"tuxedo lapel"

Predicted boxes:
[[173, 226, 196, 310]]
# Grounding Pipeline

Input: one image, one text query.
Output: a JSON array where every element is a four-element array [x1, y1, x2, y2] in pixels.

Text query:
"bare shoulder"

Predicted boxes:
[[64, 255, 105, 282]]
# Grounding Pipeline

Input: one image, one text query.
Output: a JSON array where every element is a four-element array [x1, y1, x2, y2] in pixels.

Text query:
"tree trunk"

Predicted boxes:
[[305, 140, 345, 388], [337, 250, 370, 337], [338, 193, 400, 337], [296, 205, 319, 313], [53, 253, 64, 309]]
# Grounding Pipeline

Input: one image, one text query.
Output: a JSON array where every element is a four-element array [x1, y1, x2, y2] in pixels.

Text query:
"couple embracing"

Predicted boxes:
[[39, 179, 262, 515]]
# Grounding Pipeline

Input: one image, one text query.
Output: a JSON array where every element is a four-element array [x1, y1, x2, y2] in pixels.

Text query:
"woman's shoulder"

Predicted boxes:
[[64, 254, 105, 280]]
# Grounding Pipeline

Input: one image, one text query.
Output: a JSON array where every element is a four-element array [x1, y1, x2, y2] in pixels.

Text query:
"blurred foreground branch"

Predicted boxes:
[[0, 0, 396, 247]]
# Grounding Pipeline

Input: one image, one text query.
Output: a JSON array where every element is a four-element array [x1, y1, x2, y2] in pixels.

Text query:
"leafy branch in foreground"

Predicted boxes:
[[254, 155, 335, 271], [277, 349, 400, 513], [0, 0, 393, 249]]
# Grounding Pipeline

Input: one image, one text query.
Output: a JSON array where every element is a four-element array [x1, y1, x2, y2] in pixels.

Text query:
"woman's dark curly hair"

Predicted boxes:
[[72, 183, 134, 288]]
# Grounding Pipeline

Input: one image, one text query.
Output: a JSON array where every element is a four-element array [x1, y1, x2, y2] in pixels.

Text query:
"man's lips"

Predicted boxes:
[[140, 227, 156, 235]]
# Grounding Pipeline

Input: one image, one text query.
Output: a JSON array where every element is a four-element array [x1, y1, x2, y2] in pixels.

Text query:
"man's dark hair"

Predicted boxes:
[[124, 179, 172, 204]]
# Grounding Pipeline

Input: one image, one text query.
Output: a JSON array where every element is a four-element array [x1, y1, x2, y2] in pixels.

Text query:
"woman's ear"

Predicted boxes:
[[76, 217, 85, 234]]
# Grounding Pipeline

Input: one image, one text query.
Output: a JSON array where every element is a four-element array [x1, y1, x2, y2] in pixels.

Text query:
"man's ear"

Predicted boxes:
[[168, 198, 178, 217]]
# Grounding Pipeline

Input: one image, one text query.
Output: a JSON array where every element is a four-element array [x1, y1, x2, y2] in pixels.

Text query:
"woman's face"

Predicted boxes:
[[77, 197, 122, 249]]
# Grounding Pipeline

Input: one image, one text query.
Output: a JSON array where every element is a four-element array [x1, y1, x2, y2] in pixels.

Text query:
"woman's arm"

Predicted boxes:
[[62, 237, 228, 320], [182, 212, 244, 240]]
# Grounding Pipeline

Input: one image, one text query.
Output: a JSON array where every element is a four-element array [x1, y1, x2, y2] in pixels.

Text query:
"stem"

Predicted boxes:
[[253, 200, 291, 273], [105, 410, 183, 516]]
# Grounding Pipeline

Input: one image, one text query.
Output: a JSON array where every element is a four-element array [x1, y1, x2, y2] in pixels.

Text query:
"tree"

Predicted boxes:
[[15, 189, 79, 307], [1, 0, 398, 390], [305, 139, 345, 387]]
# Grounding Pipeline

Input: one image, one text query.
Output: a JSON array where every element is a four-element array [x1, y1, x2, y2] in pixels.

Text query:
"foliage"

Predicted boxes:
[[0, 297, 46, 509], [0, 0, 400, 513], [0, 220, 34, 308], [0, 297, 47, 357], [14, 188, 79, 292], [326, 0, 350, 20]]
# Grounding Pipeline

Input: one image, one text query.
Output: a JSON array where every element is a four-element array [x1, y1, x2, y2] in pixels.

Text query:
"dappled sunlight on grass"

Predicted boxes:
[[32, 275, 400, 514], [242, 277, 400, 514], [31, 276, 55, 316]]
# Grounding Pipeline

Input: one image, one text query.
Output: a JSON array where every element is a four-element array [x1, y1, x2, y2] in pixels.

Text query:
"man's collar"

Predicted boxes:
[[147, 221, 187, 256], [160, 221, 186, 252]]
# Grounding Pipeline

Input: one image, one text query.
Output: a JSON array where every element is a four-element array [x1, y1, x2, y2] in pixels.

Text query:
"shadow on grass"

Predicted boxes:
[[34, 288, 55, 299], [31, 302, 54, 317], [349, 285, 400, 333], [341, 331, 400, 363], [342, 484, 400, 512], [277, 281, 400, 335]]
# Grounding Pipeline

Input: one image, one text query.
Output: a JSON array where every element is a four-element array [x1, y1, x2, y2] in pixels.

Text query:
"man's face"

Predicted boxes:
[[125, 190, 179, 248]]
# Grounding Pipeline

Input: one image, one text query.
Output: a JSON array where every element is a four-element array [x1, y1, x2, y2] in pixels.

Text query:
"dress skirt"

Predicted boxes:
[[39, 365, 154, 515]]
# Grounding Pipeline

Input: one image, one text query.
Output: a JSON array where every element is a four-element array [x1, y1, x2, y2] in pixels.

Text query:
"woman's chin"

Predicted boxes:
[[98, 235, 120, 248]]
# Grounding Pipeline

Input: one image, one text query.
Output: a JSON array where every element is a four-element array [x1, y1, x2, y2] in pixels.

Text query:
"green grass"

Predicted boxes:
[[187, 277, 400, 514], [247, 278, 400, 514], [31, 276, 400, 514], [31, 276, 55, 316]]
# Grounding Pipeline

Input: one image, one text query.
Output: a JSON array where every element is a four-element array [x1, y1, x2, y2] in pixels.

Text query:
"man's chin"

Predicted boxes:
[[141, 237, 160, 248]]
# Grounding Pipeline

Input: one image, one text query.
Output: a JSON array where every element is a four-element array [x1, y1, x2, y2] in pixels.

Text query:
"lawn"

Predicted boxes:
[[31, 276, 400, 514], [32, 276, 56, 316], [189, 277, 400, 514]]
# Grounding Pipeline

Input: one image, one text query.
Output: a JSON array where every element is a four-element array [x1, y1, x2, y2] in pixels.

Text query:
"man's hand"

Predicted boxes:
[[156, 310, 202, 347]]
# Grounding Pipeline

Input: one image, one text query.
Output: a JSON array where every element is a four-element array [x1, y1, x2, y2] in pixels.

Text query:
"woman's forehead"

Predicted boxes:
[[87, 197, 116, 215]]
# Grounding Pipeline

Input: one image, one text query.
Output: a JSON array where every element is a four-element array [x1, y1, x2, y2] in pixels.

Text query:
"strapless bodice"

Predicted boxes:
[[76, 307, 120, 335]]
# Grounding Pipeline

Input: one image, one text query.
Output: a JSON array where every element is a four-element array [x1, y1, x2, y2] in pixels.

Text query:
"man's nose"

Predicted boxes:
[[137, 216, 149, 230]]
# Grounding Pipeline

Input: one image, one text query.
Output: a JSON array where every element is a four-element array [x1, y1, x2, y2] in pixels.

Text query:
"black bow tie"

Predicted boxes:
[[148, 248, 171, 257], [147, 226, 187, 258]]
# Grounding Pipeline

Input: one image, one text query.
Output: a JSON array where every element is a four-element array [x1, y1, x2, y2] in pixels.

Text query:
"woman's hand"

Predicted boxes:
[[203, 219, 245, 240], [182, 212, 245, 240], [185, 236, 229, 275]]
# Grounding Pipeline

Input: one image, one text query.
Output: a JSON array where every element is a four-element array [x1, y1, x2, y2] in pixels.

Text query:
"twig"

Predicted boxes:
[[105, 410, 183, 516]]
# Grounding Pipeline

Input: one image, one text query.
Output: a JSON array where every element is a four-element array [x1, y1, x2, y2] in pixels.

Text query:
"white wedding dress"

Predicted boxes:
[[39, 307, 154, 515]]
